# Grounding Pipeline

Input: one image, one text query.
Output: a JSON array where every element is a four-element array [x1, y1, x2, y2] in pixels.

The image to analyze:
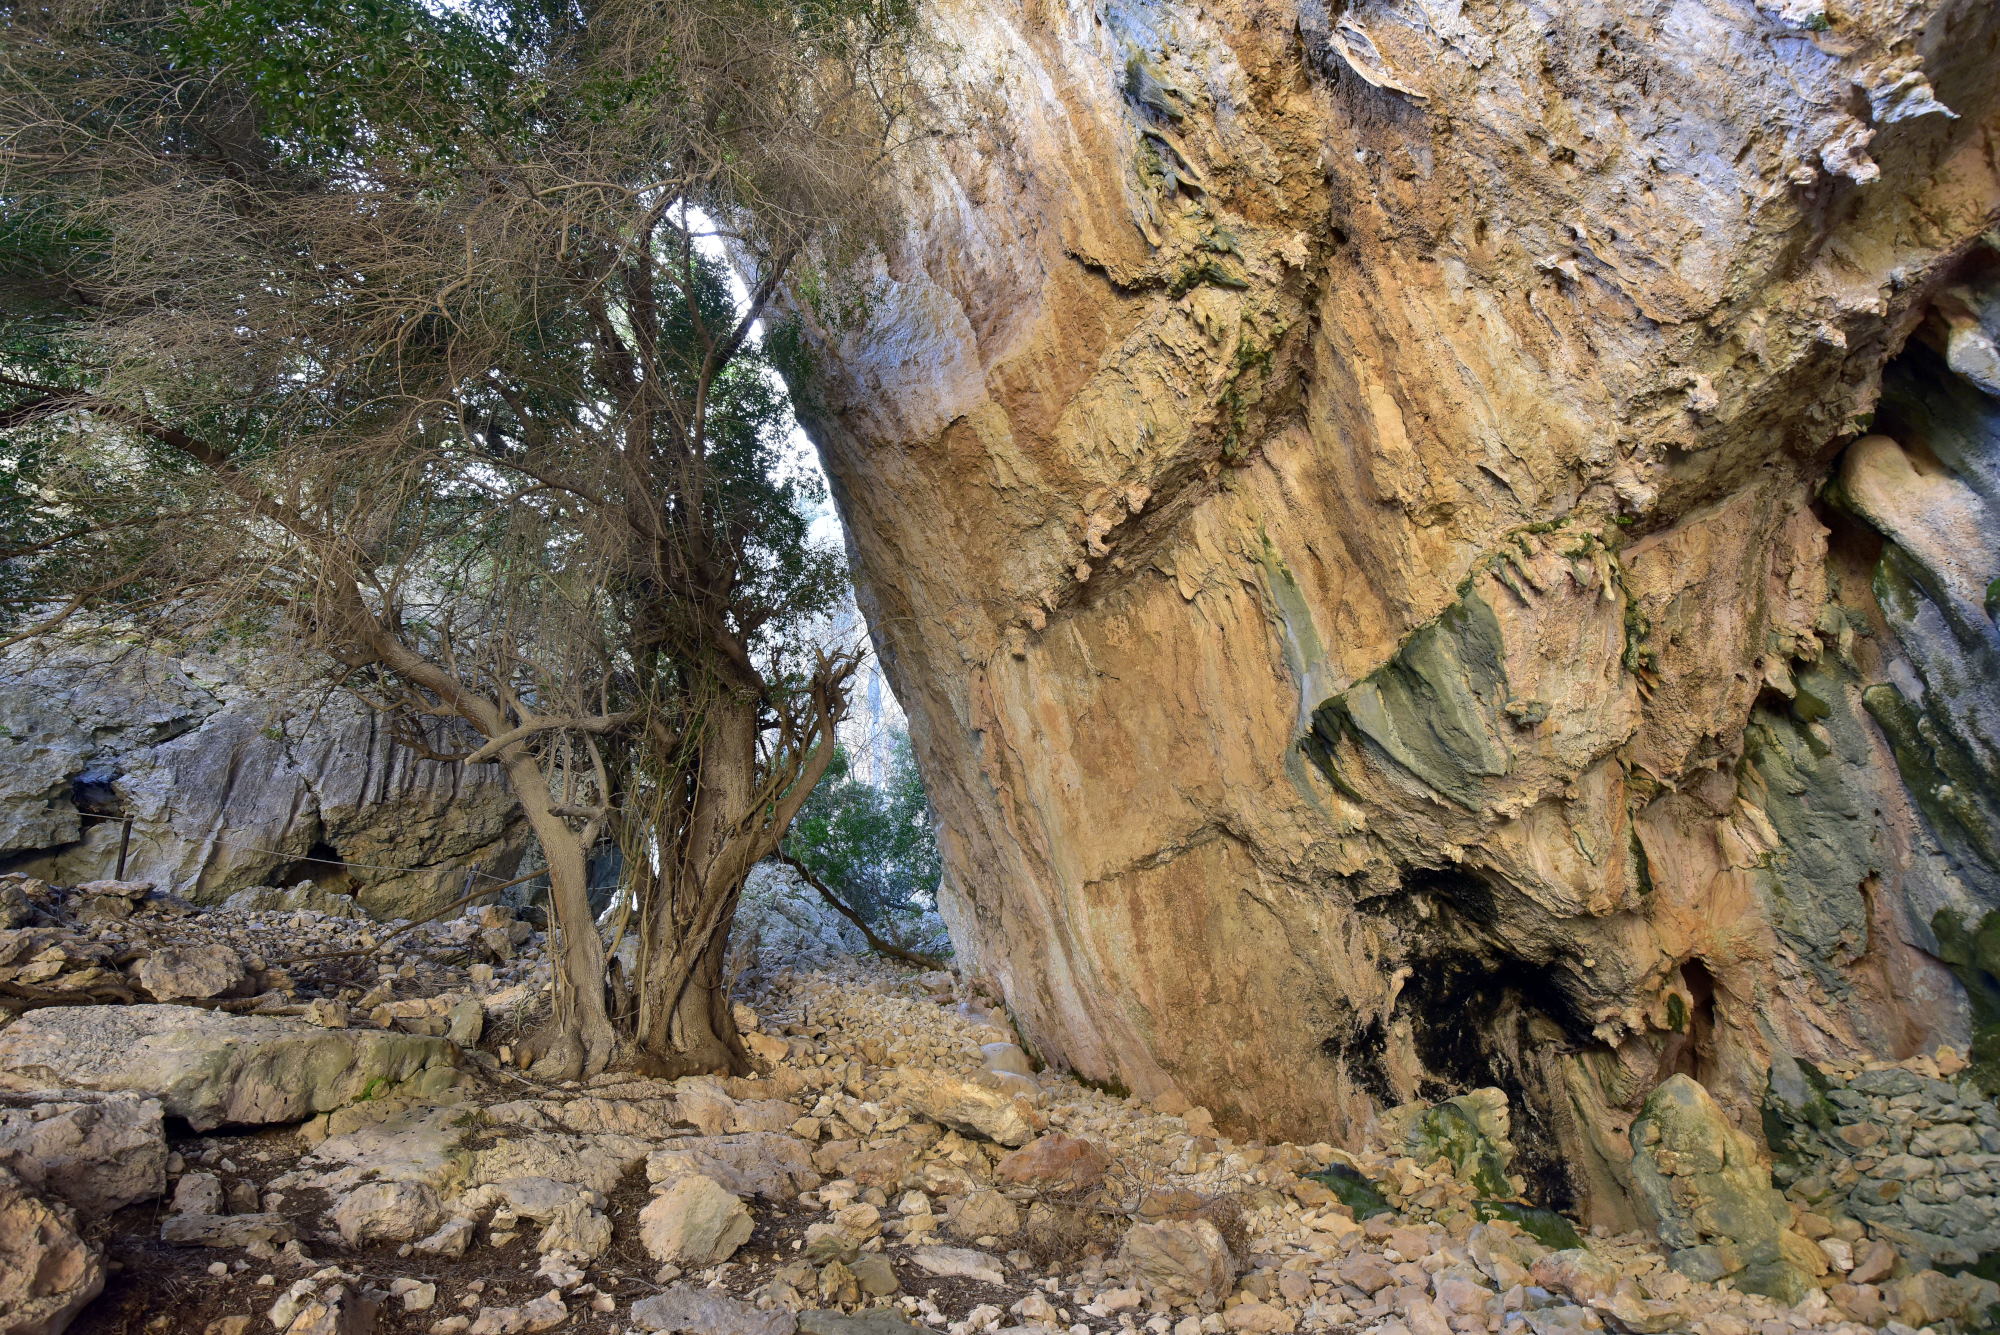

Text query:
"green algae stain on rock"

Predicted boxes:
[[1301, 592, 1511, 810], [1388, 1094, 1517, 1198], [1471, 1199, 1584, 1250], [1866, 680, 2000, 888], [1933, 908, 2000, 1096], [1304, 1162, 1393, 1218], [1736, 661, 1882, 990], [1630, 1074, 1817, 1303]]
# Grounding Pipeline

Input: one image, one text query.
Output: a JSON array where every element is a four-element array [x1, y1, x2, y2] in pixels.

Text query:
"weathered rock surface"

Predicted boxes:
[[791, 0, 2000, 1224], [0, 1091, 166, 1215], [0, 1004, 458, 1129], [639, 1173, 755, 1266], [1114, 1216, 1237, 1310], [132, 940, 247, 1002], [1630, 1074, 1815, 1301], [631, 1287, 797, 1335], [889, 1068, 1035, 1147], [646, 1132, 821, 1201], [0, 1164, 101, 1335], [0, 638, 528, 918]]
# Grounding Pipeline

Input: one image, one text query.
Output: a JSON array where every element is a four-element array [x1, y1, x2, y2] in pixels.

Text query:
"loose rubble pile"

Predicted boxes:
[[0, 871, 549, 1040], [1766, 1050, 2000, 1273], [0, 869, 1995, 1335]]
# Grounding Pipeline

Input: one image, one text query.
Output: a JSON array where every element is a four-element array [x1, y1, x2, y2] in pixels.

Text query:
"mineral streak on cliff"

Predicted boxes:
[[786, 0, 2000, 1222]]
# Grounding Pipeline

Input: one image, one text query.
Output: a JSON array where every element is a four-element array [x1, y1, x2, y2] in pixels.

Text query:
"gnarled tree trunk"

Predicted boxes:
[[504, 752, 618, 1079]]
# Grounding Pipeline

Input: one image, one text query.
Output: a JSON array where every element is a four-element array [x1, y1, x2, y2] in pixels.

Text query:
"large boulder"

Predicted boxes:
[[1629, 1075, 1815, 1301], [0, 1005, 458, 1130], [0, 1164, 102, 1335], [0, 1092, 167, 1215], [994, 1132, 1112, 1193], [1379, 1088, 1519, 1199], [1115, 1216, 1237, 1310], [132, 941, 248, 1002], [645, 1133, 820, 1202], [889, 1068, 1034, 1147]]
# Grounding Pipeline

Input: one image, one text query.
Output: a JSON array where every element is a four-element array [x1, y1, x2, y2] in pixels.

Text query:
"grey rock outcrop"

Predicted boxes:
[[0, 638, 528, 919], [0, 1004, 459, 1130], [1629, 1075, 1816, 1302]]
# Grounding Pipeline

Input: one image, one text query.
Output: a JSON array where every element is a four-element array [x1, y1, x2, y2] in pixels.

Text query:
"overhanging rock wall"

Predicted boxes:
[[793, 0, 2000, 1223]]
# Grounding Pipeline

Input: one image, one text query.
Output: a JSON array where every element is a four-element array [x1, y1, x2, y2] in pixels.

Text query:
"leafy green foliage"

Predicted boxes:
[[170, 0, 518, 169], [1, 0, 925, 1069], [786, 730, 943, 930]]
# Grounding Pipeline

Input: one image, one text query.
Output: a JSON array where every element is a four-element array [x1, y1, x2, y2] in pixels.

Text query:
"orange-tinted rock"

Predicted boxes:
[[795, 0, 2000, 1228], [994, 1133, 1112, 1194]]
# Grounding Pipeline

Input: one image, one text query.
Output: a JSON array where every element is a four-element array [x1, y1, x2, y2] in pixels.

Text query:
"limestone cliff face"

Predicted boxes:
[[0, 641, 527, 918], [794, 0, 2000, 1219]]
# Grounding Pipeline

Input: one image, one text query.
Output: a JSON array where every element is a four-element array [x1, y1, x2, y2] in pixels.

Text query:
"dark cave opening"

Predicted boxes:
[[1658, 957, 1719, 1086], [69, 765, 123, 818], [270, 840, 357, 895], [1333, 867, 1602, 1213]]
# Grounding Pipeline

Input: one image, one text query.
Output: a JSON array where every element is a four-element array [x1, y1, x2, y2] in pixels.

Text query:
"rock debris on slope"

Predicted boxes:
[[0, 870, 1994, 1335]]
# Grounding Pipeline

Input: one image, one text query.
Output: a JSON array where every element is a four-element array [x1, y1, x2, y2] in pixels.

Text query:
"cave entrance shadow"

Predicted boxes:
[[1345, 867, 1603, 1213]]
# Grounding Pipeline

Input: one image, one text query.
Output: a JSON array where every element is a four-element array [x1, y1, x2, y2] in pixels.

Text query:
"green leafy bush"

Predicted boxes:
[[786, 730, 944, 946]]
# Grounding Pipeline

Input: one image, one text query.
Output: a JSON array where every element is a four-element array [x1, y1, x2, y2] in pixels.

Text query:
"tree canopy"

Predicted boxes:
[[0, 0, 921, 1076]]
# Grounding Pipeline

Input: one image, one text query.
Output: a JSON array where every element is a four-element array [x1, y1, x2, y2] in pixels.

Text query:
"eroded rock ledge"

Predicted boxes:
[[791, 0, 2000, 1223]]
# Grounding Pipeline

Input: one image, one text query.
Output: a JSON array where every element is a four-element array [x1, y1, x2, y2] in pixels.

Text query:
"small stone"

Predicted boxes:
[[851, 1253, 899, 1296], [639, 1174, 754, 1267], [1849, 1239, 1899, 1286], [1223, 1301, 1296, 1333], [910, 1246, 1007, 1285]]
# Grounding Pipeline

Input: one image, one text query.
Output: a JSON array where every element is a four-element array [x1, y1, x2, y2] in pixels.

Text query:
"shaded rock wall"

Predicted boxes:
[[792, 0, 2000, 1222], [0, 640, 527, 918]]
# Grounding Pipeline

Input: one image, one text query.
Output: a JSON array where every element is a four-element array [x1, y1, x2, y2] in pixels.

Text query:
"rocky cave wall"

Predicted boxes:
[[790, 0, 2000, 1225], [0, 639, 528, 919]]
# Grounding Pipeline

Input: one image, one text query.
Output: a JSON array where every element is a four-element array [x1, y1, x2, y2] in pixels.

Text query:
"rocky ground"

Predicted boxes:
[[0, 870, 1996, 1335]]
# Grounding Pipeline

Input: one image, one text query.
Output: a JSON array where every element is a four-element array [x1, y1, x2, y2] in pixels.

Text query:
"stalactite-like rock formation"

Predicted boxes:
[[793, 0, 2000, 1223]]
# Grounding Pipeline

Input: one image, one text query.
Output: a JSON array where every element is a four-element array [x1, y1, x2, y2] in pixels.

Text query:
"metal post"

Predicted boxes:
[[115, 815, 134, 880]]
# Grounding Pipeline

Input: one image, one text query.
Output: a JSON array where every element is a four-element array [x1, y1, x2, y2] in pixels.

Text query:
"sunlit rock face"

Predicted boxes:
[[793, 0, 2000, 1222]]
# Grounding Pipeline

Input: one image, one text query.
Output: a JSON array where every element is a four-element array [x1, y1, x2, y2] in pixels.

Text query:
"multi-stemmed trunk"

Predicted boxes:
[[631, 689, 761, 1076], [625, 667, 847, 1076]]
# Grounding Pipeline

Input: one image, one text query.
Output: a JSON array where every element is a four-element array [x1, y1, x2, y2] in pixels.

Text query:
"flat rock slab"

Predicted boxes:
[[0, 1004, 458, 1130], [632, 1286, 796, 1335], [908, 1245, 1007, 1284], [797, 1311, 926, 1335]]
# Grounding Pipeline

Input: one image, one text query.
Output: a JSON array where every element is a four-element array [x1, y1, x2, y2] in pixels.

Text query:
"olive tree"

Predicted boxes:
[[0, 0, 915, 1076]]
